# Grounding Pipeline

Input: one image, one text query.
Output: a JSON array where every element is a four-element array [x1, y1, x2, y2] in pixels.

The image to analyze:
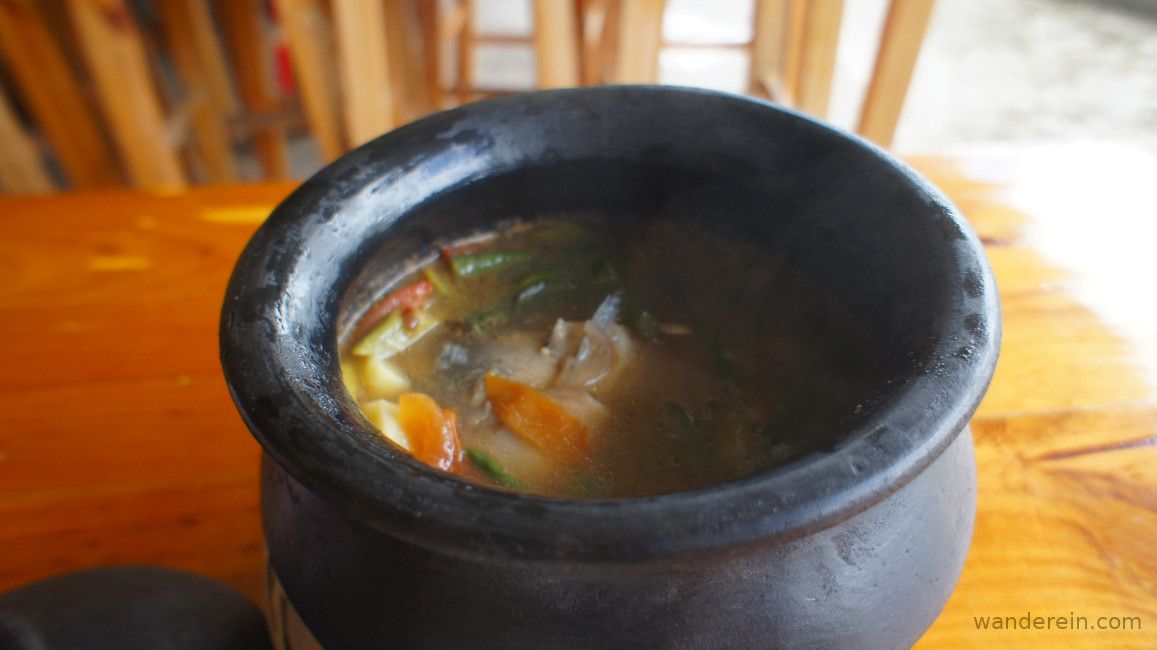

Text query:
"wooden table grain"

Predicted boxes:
[[0, 144, 1153, 648]]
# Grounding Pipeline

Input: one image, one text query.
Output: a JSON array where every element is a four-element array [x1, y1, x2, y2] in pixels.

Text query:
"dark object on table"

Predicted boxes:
[[0, 566, 272, 650], [222, 86, 1001, 649]]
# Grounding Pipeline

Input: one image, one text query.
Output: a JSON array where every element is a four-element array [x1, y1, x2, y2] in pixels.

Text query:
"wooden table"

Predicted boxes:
[[1, 144, 1153, 648]]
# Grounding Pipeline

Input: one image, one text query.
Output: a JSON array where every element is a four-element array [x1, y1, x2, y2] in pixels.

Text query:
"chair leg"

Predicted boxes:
[[0, 0, 120, 188], [576, 0, 608, 86], [749, 0, 790, 100], [415, 0, 444, 111], [0, 87, 55, 194], [454, 0, 476, 104], [272, 0, 345, 161], [158, 0, 239, 183], [67, 0, 186, 190], [533, 0, 581, 89], [216, 0, 291, 180], [385, 0, 435, 123], [333, 0, 396, 148], [856, 0, 936, 148], [612, 0, 665, 84], [793, 0, 845, 120]]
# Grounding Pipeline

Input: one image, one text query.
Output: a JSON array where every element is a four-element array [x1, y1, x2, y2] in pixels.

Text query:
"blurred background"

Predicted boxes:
[[1, 0, 1154, 193]]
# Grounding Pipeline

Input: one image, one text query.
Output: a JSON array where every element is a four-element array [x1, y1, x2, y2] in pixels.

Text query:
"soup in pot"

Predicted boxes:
[[340, 216, 879, 498]]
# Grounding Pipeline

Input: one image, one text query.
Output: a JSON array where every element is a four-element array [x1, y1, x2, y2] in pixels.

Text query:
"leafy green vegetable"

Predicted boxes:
[[573, 469, 603, 498], [466, 448, 525, 488], [514, 261, 618, 305]]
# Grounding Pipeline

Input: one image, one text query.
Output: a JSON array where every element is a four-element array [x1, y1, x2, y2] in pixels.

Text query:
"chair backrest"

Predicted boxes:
[[428, 0, 581, 102], [600, 0, 936, 147], [277, 0, 585, 158], [273, 0, 440, 155]]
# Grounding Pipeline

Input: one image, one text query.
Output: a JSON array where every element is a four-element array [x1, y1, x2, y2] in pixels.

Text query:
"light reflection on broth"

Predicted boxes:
[[340, 216, 880, 498]]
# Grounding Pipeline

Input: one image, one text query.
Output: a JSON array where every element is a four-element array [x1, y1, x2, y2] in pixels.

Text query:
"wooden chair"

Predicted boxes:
[[594, 0, 937, 148], [271, 0, 582, 155], [0, 0, 123, 190], [57, 0, 186, 189], [0, 0, 296, 191], [424, 0, 581, 103], [214, 0, 292, 180], [854, 0, 937, 146], [271, 0, 450, 156], [0, 0, 933, 194], [430, 0, 932, 147]]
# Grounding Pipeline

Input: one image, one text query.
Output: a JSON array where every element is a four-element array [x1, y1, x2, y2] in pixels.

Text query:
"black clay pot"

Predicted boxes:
[[221, 87, 999, 649]]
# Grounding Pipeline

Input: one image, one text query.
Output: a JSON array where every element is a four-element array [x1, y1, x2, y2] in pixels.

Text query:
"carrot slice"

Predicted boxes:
[[350, 280, 434, 343], [484, 372, 589, 461], [397, 393, 462, 472]]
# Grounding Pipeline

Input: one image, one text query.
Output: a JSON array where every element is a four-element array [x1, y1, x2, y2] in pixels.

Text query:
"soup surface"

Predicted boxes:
[[341, 216, 879, 498]]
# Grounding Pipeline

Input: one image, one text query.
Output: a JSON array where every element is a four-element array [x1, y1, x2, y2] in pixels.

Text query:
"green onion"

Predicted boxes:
[[517, 270, 556, 290], [449, 251, 531, 278], [463, 305, 512, 332], [466, 448, 525, 488]]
